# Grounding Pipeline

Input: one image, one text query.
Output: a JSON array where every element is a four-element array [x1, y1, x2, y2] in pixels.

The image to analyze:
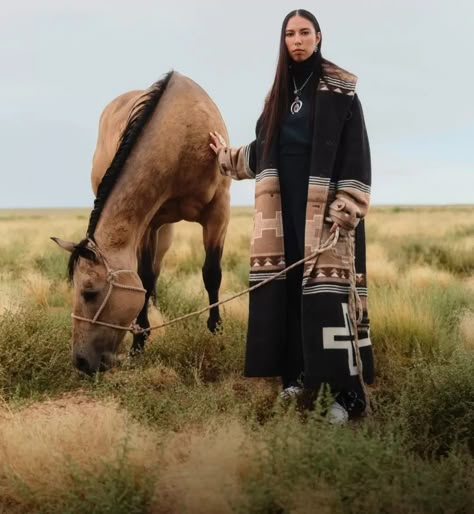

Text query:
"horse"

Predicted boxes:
[[52, 71, 231, 375]]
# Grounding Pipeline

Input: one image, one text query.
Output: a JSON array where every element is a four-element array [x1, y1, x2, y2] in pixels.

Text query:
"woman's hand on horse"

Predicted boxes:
[[209, 131, 227, 154]]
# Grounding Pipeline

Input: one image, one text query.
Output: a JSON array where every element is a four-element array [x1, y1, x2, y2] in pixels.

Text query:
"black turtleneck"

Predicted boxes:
[[279, 53, 318, 152], [289, 51, 318, 80]]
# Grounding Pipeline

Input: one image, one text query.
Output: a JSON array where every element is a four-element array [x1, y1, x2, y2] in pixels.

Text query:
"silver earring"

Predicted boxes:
[[314, 44, 319, 53]]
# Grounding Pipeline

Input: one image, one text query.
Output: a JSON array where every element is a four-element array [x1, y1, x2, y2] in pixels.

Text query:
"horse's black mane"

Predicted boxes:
[[67, 238, 91, 281], [68, 71, 174, 280], [87, 71, 174, 238]]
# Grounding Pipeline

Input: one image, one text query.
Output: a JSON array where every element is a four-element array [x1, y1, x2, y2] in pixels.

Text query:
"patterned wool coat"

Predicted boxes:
[[218, 60, 374, 392]]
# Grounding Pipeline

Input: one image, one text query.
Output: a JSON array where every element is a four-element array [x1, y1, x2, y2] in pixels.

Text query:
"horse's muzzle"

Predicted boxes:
[[73, 351, 112, 375]]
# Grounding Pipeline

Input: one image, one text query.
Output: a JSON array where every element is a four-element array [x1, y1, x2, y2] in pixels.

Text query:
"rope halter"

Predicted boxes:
[[71, 239, 146, 334]]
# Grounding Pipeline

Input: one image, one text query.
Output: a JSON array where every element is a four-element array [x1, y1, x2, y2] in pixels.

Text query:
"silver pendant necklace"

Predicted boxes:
[[290, 72, 313, 114]]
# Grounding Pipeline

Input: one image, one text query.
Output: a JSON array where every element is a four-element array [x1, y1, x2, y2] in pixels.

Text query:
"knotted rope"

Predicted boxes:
[[140, 226, 341, 334], [347, 231, 372, 415]]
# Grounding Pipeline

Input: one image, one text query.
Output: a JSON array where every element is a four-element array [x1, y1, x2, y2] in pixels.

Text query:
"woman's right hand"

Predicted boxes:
[[209, 131, 227, 154]]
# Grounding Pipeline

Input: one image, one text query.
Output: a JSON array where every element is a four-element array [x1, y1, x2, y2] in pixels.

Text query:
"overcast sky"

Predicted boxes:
[[1, 0, 473, 207]]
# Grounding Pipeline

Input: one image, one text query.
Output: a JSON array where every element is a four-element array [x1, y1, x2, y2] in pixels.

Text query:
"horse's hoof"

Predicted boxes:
[[207, 317, 222, 334], [130, 340, 145, 357]]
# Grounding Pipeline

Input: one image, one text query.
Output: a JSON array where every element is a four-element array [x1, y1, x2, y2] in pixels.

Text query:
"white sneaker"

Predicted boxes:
[[279, 385, 303, 401], [327, 401, 349, 425]]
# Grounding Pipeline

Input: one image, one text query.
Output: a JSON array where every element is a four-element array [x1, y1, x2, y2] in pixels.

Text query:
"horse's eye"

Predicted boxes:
[[82, 290, 98, 302]]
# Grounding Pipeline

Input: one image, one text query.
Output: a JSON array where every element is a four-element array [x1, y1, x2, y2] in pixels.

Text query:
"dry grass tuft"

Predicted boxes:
[[0, 282, 21, 316], [0, 396, 159, 503], [141, 365, 181, 389], [147, 304, 165, 329], [222, 296, 249, 322], [156, 418, 251, 514], [0, 400, 259, 513], [366, 243, 398, 285], [464, 276, 474, 293], [404, 265, 455, 288], [370, 286, 438, 367], [22, 271, 51, 308]]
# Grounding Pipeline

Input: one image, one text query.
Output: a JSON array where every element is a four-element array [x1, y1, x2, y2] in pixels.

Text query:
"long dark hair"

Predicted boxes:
[[260, 9, 325, 158]]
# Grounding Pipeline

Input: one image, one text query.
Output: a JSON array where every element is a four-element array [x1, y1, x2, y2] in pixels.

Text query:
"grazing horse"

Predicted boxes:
[[52, 71, 231, 375]]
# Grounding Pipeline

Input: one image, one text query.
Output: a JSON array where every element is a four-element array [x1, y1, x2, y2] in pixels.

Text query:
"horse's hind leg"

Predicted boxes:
[[131, 223, 173, 355], [200, 193, 230, 333], [130, 229, 155, 355]]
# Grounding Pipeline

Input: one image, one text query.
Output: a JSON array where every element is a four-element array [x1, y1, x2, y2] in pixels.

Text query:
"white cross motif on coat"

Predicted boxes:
[[322, 303, 371, 376]]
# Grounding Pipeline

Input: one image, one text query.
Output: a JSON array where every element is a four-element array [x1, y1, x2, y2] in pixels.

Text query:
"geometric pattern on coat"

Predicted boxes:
[[250, 175, 285, 275]]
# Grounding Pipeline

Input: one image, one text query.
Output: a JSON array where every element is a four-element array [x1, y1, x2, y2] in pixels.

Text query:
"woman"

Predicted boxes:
[[210, 9, 373, 422]]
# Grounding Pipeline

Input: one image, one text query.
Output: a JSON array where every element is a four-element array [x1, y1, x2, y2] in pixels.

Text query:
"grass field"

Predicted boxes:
[[0, 205, 473, 513]]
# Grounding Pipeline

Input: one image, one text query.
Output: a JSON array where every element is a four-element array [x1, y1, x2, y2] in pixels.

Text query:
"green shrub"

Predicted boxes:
[[427, 284, 474, 330], [383, 353, 474, 457], [2, 443, 156, 514], [156, 276, 204, 318], [33, 251, 70, 281], [0, 243, 26, 276], [96, 371, 275, 431], [396, 239, 474, 275], [452, 225, 474, 238], [0, 307, 82, 398], [222, 250, 244, 272], [173, 249, 203, 276], [370, 283, 473, 383], [146, 316, 246, 383], [232, 260, 250, 288], [58, 455, 155, 514], [239, 411, 474, 514]]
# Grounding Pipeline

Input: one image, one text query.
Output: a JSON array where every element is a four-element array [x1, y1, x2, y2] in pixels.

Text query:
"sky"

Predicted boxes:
[[1, 0, 473, 207]]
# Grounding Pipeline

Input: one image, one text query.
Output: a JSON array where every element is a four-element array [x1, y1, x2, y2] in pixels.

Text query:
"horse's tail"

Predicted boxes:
[[86, 71, 175, 238]]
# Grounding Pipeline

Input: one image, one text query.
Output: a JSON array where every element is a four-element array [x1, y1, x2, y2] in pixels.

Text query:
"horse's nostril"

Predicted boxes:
[[74, 355, 92, 375]]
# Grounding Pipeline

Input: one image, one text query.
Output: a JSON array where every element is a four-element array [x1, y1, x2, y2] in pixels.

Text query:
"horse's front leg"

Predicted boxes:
[[200, 194, 230, 333], [131, 223, 173, 355]]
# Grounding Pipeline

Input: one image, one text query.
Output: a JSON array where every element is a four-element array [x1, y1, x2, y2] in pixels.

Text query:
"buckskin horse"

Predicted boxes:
[[52, 71, 231, 375]]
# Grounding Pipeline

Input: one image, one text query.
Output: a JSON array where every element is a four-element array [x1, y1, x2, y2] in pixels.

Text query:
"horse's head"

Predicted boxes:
[[52, 237, 146, 375]]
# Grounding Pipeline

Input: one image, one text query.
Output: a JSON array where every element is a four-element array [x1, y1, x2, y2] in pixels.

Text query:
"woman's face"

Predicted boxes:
[[285, 15, 321, 62]]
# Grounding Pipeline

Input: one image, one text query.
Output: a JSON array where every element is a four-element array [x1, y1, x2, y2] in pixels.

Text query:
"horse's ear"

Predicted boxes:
[[51, 237, 98, 262], [51, 237, 76, 253]]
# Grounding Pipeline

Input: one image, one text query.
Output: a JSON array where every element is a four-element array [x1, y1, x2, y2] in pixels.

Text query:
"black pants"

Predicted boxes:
[[279, 150, 310, 388]]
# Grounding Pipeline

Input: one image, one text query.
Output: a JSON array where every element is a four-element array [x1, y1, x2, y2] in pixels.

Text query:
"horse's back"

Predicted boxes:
[[150, 72, 229, 218], [91, 73, 227, 195], [167, 72, 226, 133], [91, 72, 230, 224]]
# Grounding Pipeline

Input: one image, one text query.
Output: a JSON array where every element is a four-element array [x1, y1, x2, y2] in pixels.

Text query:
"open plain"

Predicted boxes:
[[0, 205, 473, 513]]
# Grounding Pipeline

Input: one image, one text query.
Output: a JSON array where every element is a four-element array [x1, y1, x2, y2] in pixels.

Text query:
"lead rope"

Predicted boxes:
[[347, 231, 372, 415], [72, 230, 370, 413], [71, 232, 340, 333], [138, 226, 371, 413], [142, 227, 341, 333]]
